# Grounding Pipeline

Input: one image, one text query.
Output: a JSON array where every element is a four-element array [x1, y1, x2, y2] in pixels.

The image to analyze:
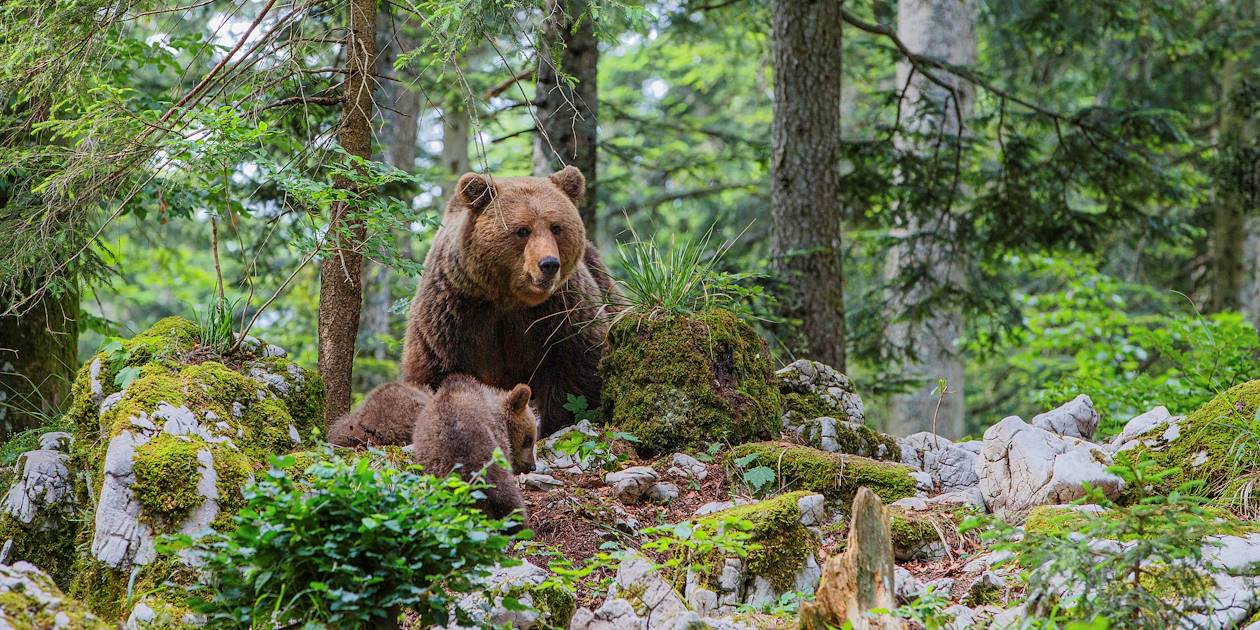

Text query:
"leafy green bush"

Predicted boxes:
[[161, 448, 524, 628], [968, 254, 1260, 435], [966, 454, 1222, 628]]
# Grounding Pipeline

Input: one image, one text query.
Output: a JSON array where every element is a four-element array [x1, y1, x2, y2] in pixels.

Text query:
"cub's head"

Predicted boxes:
[[501, 384, 538, 474], [453, 166, 587, 307]]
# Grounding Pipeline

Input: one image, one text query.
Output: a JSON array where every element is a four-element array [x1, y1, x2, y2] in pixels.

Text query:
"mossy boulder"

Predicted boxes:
[[600, 309, 781, 455], [775, 359, 866, 427], [885, 504, 969, 562], [0, 433, 78, 585], [726, 441, 918, 509], [795, 417, 901, 461], [2, 316, 328, 621], [0, 561, 110, 629], [1120, 380, 1260, 509]]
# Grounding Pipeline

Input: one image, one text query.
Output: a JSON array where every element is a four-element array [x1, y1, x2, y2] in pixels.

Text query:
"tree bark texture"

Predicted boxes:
[[1210, 15, 1258, 315], [441, 103, 471, 195], [0, 283, 79, 437], [768, 0, 846, 370], [318, 0, 377, 423], [884, 0, 976, 440], [533, 0, 599, 239]]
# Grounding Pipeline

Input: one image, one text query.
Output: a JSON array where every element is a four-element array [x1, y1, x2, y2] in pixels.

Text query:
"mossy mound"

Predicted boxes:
[[886, 504, 968, 562], [0, 561, 111, 629], [1023, 503, 1258, 542], [13, 316, 329, 622], [600, 310, 781, 455], [685, 491, 817, 593], [1122, 380, 1260, 509], [726, 441, 917, 508], [796, 417, 901, 461]]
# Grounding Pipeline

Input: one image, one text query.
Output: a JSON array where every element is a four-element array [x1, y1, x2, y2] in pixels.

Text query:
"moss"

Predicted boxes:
[[1123, 380, 1260, 506], [525, 581, 576, 628], [0, 514, 79, 588], [781, 391, 835, 425], [0, 580, 109, 630], [253, 357, 326, 434], [887, 507, 941, 556], [69, 551, 193, 622], [102, 371, 189, 436], [726, 441, 917, 508], [692, 491, 815, 592], [796, 416, 901, 461], [131, 434, 205, 529], [211, 446, 255, 531], [600, 309, 781, 455]]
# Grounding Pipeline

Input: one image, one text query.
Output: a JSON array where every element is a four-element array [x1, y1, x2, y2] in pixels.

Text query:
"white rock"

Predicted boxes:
[[92, 430, 156, 569], [977, 416, 1123, 521], [926, 486, 987, 510], [37, 432, 72, 452], [899, 432, 979, 493], [796, 493, 826, 526], [668, 453, 708, 480], [605, 466, 659, 503], [570, 599, 642, 630], [1031, 395, 1100, 440], [942, 604, 976, 630], [1107, 406, 1172, 450], [1, 449, 73, 526], [647, 482, 679, 503], [989, 605, 1026, 629], [610, 552, 690, 627], [962, 550, 1015, 574], [894, 566, 925, 604], [776, 359, 865, 424], [1203, 533, 1260, 577], [444, 561, 562, 630], [519, 473, 564, 492]]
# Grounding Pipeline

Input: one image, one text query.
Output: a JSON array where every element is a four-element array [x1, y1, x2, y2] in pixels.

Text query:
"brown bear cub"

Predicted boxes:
[[401, 166, 618, 437], [327, 382, 432, 448], [411, 375, 538, 520]]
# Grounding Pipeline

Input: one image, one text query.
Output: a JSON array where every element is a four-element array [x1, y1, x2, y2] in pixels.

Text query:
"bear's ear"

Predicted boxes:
[[505, 384, 532, 415], [548, 166, 585, 204], [457, 172, 496, 213]]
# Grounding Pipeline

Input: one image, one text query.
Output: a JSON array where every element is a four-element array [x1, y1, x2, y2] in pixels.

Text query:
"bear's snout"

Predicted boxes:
[[538, 256, 561, 277]]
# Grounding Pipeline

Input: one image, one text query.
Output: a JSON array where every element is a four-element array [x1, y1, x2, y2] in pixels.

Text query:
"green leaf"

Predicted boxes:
[[742, 466, 776, 492], [732, 453, 759, 468], [113, 366, 142, 388]]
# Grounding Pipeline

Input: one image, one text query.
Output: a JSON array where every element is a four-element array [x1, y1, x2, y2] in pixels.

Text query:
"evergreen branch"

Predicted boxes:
[[261, 95, 344, 111]]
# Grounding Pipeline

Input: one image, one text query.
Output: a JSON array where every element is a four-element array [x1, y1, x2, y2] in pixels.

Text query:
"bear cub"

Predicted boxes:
[[327, 382, 432, 448], [411, 375, 538, 520]]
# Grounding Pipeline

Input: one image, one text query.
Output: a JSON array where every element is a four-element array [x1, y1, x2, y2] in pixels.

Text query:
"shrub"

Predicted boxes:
[[162, 448, 524, 628]]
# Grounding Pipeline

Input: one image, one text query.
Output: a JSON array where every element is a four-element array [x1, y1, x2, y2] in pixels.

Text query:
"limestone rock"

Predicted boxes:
[[977, 416, 1123, 521], [793, 417, 901, 461], [1030, 395, 1099, 440], [2, 445, 74, 526], [535, 420, 602, 474], [519, 473, 564, 492], [727, 441, 918, 508], [605, 466, 658, 503], [799, 488, 906, 629], [898, 432, 979, 493], [444, 560, 575, 630], [0, 561, 109, 629], [647, 482, 679, 504], [667, 453, 708, 480], [776, 359, 866, 426]]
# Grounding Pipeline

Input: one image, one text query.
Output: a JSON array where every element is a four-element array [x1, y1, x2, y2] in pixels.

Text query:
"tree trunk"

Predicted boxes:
[[0, 283, 79, 437], [1210, 13, 1258, 315], [318, 0, 377, 423], [768, 0, 845, 370], [442, 103, 471, 195], [884, 0, 976, 440], [533, 0, 599, 240]]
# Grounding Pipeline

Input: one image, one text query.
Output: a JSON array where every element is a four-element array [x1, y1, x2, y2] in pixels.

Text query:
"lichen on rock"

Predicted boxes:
[[725, 441, 918, 509], [600, 309, 781, 455]]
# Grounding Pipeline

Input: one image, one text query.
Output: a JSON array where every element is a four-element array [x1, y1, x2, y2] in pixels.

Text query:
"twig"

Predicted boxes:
[[484, 67, 534, 99], [260, 94, 344, 111]]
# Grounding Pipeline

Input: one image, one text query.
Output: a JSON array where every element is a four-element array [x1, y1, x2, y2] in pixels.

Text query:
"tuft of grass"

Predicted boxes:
[[192, 295, 240, 355], [0, 418, 71, 466], [610, 224, 762, 319]]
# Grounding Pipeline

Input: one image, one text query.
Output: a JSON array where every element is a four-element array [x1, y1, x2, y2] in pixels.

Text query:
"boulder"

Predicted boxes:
[[1030, 395, 1099, 440], [793, 417, 901, 461], [600, 310, 781, 455], [0, 561, 109, 629], [519, 473, 564, 492], [667, 453, 708, 480], [0, 430, 78, 583], [605, 466, 658, 503], [898, 432, 978, 493], [444, 560, 576, 630], [726, 441, 918, 509], [776, 359, 866, 426], [976, 416, 1123, 521], [535, 420, 602, 474]]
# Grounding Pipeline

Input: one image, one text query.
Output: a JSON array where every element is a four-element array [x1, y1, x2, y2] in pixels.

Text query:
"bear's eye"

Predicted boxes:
[[514, 226, 530, 238], [550, 224, 562, 236]]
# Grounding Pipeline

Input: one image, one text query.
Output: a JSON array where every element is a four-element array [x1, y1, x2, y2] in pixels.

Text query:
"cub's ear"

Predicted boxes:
[[457, 172, 496, 213], [505, 384, 532, 414], [549, 165, 585, 204]]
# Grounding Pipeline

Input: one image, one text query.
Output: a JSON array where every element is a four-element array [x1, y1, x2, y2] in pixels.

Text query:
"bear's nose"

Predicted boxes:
[[538, 256, 561, 276]]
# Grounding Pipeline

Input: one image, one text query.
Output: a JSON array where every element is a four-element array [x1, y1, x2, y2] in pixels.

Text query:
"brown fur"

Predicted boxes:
[[401, 166, 617, 436], [328, 382, 432, 447], [411, 375, 538, 520]]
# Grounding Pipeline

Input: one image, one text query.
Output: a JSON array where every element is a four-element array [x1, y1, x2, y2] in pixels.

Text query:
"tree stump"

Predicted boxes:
[[799, 487, 906, 630]]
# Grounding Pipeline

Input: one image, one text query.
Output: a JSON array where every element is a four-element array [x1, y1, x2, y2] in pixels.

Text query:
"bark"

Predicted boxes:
[[884, 0, 976, 440], [768, 0, 846, 370], [0, 282, 78, 437], [533, 0, 599, 239], [441, 103, 471, 195], [1210, 13, 1258, 315], [318, 0, 377, 423]]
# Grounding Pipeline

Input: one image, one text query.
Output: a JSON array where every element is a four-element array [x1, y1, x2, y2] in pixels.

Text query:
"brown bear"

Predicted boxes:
[[411, 375, 538, 520], [401, 165, 616, 437], [327, 382, 432, 448]]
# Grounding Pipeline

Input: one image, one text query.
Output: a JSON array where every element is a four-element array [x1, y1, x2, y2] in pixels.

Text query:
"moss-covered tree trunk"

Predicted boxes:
[[533, 0, 599, 239], [0, 281, 79, 436], [768, 0, 846, 370], [318, 0, 377, 422]]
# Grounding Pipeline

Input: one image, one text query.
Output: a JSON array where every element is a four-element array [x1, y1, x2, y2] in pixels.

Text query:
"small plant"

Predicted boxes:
[[160, 447, 523, 628], [640, 514, 758, 573], [871, 585, 950, 629], [552, 424, 638, 472], [964, 453, 1218, 628], [732, 452, 777, 495], [693, 441, 724, 463], [736, 590, 813, 616], [192, 294, 240, 355], [562, 393, 600, 423]]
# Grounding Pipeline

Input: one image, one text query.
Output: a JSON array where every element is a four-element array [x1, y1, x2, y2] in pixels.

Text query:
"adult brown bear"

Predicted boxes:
[[401, 166, 615, 436]]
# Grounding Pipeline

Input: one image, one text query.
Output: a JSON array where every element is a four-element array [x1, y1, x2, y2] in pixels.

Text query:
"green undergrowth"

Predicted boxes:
[[725, 441, 917, 508]]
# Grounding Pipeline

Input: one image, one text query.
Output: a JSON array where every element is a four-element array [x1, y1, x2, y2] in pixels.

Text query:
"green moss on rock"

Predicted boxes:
[[0, 515, 78, 587], [1024, 503, 1258, 542], [600, 310, 781, 455], [726, 441, 917, 508], [692, 491, 815, 592], [525, 581, 576, 628], [132, 434, 205, 528], [781, 391, 835, 426], [797, 417, 901, 461]]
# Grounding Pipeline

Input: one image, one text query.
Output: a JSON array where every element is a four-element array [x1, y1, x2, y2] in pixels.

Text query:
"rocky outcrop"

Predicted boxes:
[[776, 359, 866, 426], [0, 561, 109, 629], [570, 553, 756, 630], [976, 416, 1123, 521], [1030, 394, 1099, 440], [898, 432, 978, 493]]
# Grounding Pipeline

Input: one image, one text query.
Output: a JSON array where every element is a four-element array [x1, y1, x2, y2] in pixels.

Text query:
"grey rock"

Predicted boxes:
[[444, 561, 567, 630], [610, 552, 690, 627], [796, 493, 826, 526], [1031, 394, 1100, 440], [536, 420, 602, 474], [894, 566, 925, 604], [520, 473, 565, 492], [37, 432, 72, 452], [966, 571, 1004, 605], [962, 550, 1015, 574], [989, 605, 1026, 629], [926, 486, 986, 511], [942, 604, 976, 630], [1, 449, 74, 526], [668, 453, 708, 480], [899, 432, 979, 493], [647, 482, 680, 504], [605, 466, 659, 503], [0, 561, 106, 628], [776, 359, 865, 424]]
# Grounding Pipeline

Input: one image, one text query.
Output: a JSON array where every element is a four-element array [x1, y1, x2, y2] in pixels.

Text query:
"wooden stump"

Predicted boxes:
[[799, 487, 906, 630]]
